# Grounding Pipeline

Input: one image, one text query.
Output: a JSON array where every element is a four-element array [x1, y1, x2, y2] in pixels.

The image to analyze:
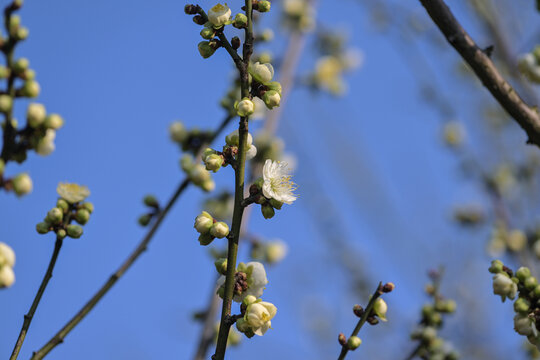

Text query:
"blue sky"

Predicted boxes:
[[0, 0, 537, 359]]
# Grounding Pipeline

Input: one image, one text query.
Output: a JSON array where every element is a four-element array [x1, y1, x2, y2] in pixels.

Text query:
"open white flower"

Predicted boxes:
[[262, 159, 297, 204], [57, 182, 90, 203], [242, 301, 277, 336], [208, 3, 231, 27]]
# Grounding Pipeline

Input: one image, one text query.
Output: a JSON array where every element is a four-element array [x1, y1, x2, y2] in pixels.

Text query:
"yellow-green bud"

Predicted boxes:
[[233, 13, 248, 28], [210, 221, 229, 238], [488, 259, 504, 274], [13, 57, 29, 74], [200, 27, 215, 40], [169, 121, 187, 143], [8, 15, 21, 35], [46, 207, 63, 224], [12, 173, 32, 196], [214, 258, 228, 275], [75, 208, 90, 225], [267, 81, 282, 94], [27, 103, 46, 128], [0, 243, 15, 268], [257, 1, 271, 12], [269, 198, 283, 210], [514, 298, 530, 313], [36, 222, 50, 234], [0, 266, 15, 288], [56, 229, 67, 240], [143, 195, 159, 208], [517, 267, 532, 283], [374, 298, 388, 321], [261, 204, 275, 219], [44, 113, 64, 130], [207, 3, 231, 27], [194, 211, 214, 234], [14, 26, 29, 41], [21, 80, 40, 98], [204, 154, 223, 172], [263, 90, 281, 109], [347, 336, 362, 350], [243, 295, 257, 306], [525, 276, 538, 290], [236, 98, 255, 117], [0, 66, 9, 79], [198, 233, 215, 246], [201, 179, 215, 192], [250, 62, 274, 84], [0, 95, 13, 113], [22, 68, 36, 80], [138, 214, 152, 226], [56, 198, 69, 212], [198, 41, 217, 59], [82, 202, 94, 214], [66, 224, 83, 239]]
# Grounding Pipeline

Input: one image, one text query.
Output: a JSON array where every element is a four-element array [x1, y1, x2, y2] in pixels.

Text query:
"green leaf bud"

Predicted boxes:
[[198, 41, 217, 59], [488, 259, 504, 274], [347, 336, 362, 350], [200, 27, 215, 40], [36, 222, 51, 234], [233, 13, 248, 28], [66, 224, 83, 239], [143, 194, 159, 208], [138, 214, 152, 227], [46, 207, 63, 224], [75, 208, 90, 225], [261, 204, 275, 219], [269, 198, 283, 210], [198, 233, 215, 246]]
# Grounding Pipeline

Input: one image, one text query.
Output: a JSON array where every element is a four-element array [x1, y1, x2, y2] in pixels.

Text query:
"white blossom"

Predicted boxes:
[[492, 273, 517, 302], [262, 159, 297, 204], [208, 3, 231, 27], [57, 182, 90, 203], [36, 129, 56, 156]]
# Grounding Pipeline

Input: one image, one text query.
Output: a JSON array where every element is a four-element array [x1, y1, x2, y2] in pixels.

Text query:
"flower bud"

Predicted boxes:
[[189, 164, 211, 184], [15, 26, 28, 41], [8, 15, 20, 35], [250, 62, 274, 84], [353, 304, 364, 317], [525, 276, 538, 291], [46, 207, 63, 224], [517, 267, 532, 283], [0, 242, 16, 268], [36, 129, 56, 156], [13, 57, 29, 74], [0, 66, 9, 79], [194, 211, 214, 234], [201, 179, 216, 192], [66, 224, 83, 239], [231, 36, 240, 50], [138, 214, 152, 226], [257, 1, 271, 12], [266, 81, 282, 94], [56, 199, 69, 212], [27, 103, 46, 128], [198, 233, 215, 246], [243, 295, 257, 306], [56, 229, 67, 240], [338, 333, 347, 345], [143, 195, 159, 208], [21, 80, 40, 98], [205, 154, 224, 172], [214, 258, 227, 275], [0, 95, 13, 113], [208, 3, 231, 27], [0, 266, 15, 288], [492, 273, 517, 302], [12, 173, 32, 196], [488, 259, 504, 274], [373, 298, 388, 321], [198, 41, 217, 59], [263, 90, 281, 109], [184, 4, 199, 14], [261, 204, 275, 219], [36, 222, 51, 234], [169, 121, 187, 143], [44, 113, 64, 129], [265, 240, 287, 264], [210, 221, 229, 238], [382, 282, 395, 293], [82, 202, 94, 214], [180, 155, 194, 172], [514, 298, 530, 313], [514, 314, 535, 336], [347, 336, 362, 350], [200, 27, 215, 40], [236, 98, 255, 117], [75, 209, 90, 225], [233, 13, 248, 28]]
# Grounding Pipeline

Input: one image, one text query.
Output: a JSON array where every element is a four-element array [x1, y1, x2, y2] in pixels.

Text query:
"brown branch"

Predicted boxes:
[[418, 0, 540, 147]]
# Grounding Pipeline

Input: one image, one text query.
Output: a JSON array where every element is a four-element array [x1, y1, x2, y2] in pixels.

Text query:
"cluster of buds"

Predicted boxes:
[[137, 195, 161, 227], [216, 261, 268, 302], [169, 121, 214, 154], [0, 242, 15, 288], [250, 238, 288, 265], [281, 0, 316, 32], [408, 272, 458, 359], [181, 155, 215, 192], [236, 295, 277, 338], [248, 62, 282, 111], [338, 282, 394, 352], [185, 2, 272, 61], [518, 46, 540, 83], [489, 260, 540, 349], [35, 183, 93, 240], [194, 211, 230, 246]]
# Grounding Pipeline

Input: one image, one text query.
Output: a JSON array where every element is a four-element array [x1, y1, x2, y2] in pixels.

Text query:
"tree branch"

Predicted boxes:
[[418, 0, 540, 147]]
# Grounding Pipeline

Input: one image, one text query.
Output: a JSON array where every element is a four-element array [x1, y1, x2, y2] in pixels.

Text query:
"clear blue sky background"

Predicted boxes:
[[0, 0, 536, 359]]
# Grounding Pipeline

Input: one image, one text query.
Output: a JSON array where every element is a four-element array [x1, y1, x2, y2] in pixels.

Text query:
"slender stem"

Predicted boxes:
[[213, 2, 253, 359], [9, 238, 63, 360], [30, 115, 233, 360], [337, 283, 382, 360]]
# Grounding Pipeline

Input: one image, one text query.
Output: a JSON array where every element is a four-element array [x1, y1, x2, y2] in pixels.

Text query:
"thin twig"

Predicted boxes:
[[418, 0, 540, 147], [30, 114, 234, 360], [9, 238, 63, 360]]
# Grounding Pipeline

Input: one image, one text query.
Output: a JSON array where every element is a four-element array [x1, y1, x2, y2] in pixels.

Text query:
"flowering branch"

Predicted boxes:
[[337, 282, 394, 360], [30, 114, 234, 360], [213, 0, 254, 357], [418, 0, 540, 147]]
